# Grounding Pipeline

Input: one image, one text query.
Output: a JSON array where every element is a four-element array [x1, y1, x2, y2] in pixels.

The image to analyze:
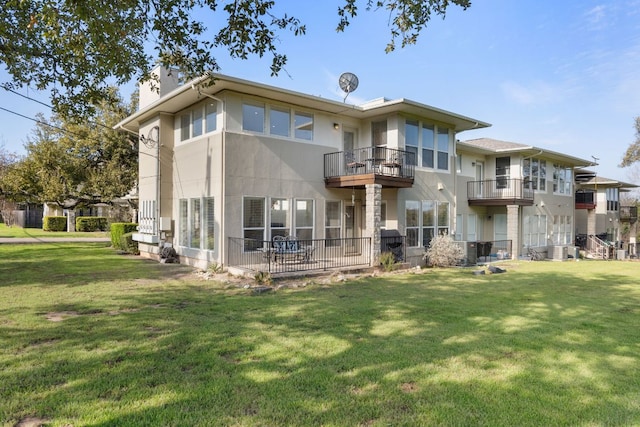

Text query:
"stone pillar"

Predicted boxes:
[[366, 184, 382, 266], [507, 205, 519, 259], [67, 209, 76, 232], [587, 209, 596, 236]]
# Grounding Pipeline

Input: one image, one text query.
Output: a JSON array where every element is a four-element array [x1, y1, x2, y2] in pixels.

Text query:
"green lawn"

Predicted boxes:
[[1, 243, 640, 426], [0, 223, 109, 239]]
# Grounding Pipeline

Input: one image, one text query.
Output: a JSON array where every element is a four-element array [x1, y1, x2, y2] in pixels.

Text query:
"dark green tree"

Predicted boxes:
[[0, 0, 470, 118]]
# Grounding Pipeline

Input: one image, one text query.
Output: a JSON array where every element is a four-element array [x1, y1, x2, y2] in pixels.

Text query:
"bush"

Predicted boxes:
[[43, 216, 66, 232], [110, 222, 138, 250], [76, 216, 108, 232], [119, 232, 139, 255], [378, 251, 398, 272], [423, 234, 464, 268]]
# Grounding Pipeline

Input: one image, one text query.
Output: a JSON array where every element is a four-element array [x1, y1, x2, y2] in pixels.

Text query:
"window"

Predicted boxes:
[[243, 197, 265, 243], [190, 198, 201, 248], [437, 128, 450, 170], [270, 107, 290, 137], [405, 121, 419, 167], [294, 112, 313, 140], [496, 157, 511, 189], [406, 200, 449, 248], [523, 159, 546, 191], [295, 199, 314, 240], [325, 201, 342, 244], [180, 114, 190, 141], [553, 164, 572, 194], [372, 120, 387, 146], [380, 201, 387, 230], [406, 201, 420, 247], [456, 155, 462, 174], [524, 215, 547, 247], [270, 198, 290, 238], [421, 201, 435, 248], [606, 188, 619, 211], [242, 103, 265, 133], [422, 124, 434, 168], [204, 197, 215, 250], [192, 108, 203, 137], [205, 102, 217, 133], [437, 202, 450, 236], [179, 199, 188, 246]]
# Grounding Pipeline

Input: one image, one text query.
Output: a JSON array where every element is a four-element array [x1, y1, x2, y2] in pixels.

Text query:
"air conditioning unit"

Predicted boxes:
[[548, 245, 568, 261]]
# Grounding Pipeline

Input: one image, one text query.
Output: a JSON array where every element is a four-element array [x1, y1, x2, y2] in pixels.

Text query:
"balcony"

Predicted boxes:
[[467, 179, 534, 206], [620, 206, 638, 222], [575, 190, 596, 209], [324, 147, 415, 189]]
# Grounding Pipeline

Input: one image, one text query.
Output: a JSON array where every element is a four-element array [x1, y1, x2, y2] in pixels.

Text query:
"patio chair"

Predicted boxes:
[[345, 151, 365, 173]]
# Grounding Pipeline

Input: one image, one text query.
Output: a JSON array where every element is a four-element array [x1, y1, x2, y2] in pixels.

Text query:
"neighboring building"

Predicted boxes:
[[574, 170, 638, 257], [456, 138, 592, 261], [115, 67, 490, 270]]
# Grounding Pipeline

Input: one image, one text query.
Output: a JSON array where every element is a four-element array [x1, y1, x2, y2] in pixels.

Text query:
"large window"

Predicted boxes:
[[242, 103, 265, 133], [523, 214, 547, 247], [553, 164, 572, 194], [179, 101, 219, 142], [523, 158, 546, 191], [243, 102, 314, 141], [270, 198, 290, 238], [406, 200, 450, 248], [179, 197, 215, 250], [402, 120, 450, 171], [243, 197, 266, 242], [405, 121, 419, 167], [496, 157, 511, 189], [552, 215, 571, 245], [294, 112, 313, 140], [295, 199, 314, 240]]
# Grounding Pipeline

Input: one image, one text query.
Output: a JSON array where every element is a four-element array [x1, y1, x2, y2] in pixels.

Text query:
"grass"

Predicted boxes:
[[0, 223, 109, 239], [1, 244, 640, 426]]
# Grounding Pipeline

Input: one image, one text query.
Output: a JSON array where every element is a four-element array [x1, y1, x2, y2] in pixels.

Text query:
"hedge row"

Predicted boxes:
[[110, 223, 138, 251], [43, 216, 66, 232], [76, 216, 109, 232]]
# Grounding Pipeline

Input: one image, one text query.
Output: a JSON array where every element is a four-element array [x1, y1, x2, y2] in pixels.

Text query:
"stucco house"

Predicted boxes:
[[115, 67, 493, 271], [455, 138, 592, 261]]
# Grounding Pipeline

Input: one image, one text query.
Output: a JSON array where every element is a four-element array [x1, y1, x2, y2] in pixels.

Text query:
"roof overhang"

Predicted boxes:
[[115, 74, 491, 133]]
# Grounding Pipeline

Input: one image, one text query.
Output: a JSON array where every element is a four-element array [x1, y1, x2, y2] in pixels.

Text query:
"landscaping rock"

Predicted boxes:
[[488, 265, 506, 274]]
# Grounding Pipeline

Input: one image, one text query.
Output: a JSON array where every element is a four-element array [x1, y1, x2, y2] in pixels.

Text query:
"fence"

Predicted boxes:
[[227, 236, 372, 275]]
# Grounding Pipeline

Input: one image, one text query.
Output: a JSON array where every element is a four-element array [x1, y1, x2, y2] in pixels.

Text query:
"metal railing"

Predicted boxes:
[[453, 239, 513, 265], [324, 147, 415, 180], [227, 236, 372, 275], [467, 179, 534, 203]]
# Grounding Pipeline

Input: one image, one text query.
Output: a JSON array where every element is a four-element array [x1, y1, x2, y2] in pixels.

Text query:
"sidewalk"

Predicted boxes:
[[0, 237, 111, 244]]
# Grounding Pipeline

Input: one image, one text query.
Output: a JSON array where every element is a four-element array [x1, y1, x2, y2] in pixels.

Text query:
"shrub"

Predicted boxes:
[[43, 216, 66, 232], [119, 232, 139, 255], [254, 271, 272, 286], [76, 216, 108, 232], [378, 251, 398, 272], [423, 234, 464, 268], [110, 222, 138, 250]]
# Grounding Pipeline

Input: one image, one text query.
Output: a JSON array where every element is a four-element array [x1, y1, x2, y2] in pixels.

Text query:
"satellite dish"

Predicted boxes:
[[339, 72, 359, 102]]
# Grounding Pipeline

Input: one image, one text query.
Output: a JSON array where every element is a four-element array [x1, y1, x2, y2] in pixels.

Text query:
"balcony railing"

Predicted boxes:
[[575, 190, 596, 209], [620, 205, 638, 222], [324, 147, 415, 188], [467, 179, 534, 206]]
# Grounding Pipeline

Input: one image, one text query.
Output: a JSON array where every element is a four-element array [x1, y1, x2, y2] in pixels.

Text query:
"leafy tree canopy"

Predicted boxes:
[[1, 88, 138, 207], [0, 0, 470, 118], [620, 116, 640, 168]]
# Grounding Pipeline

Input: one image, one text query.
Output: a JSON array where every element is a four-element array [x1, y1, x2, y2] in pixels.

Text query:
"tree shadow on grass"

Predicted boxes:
[[2, 261, 640, 425]]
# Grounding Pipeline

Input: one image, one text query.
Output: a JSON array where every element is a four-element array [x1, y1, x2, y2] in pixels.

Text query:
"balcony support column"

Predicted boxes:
[[366, 183, 382, 266], [507, 205, 520, 259], [587, 209, 596, 236]]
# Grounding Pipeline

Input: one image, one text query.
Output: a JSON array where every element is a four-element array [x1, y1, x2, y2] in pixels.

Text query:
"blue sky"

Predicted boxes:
[[1, 0, 639, 183]]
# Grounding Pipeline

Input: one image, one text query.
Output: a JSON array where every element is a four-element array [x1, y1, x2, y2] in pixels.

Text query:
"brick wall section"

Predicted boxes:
[[507, 205, 519, 259], [366, 184, 382, 265]]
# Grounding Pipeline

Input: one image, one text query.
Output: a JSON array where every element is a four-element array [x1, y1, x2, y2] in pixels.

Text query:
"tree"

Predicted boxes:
[[0, 143, 20, 225], [0, 0, 470, 118], [2, 89, 138, 208], [620, 116, 640, 168]]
